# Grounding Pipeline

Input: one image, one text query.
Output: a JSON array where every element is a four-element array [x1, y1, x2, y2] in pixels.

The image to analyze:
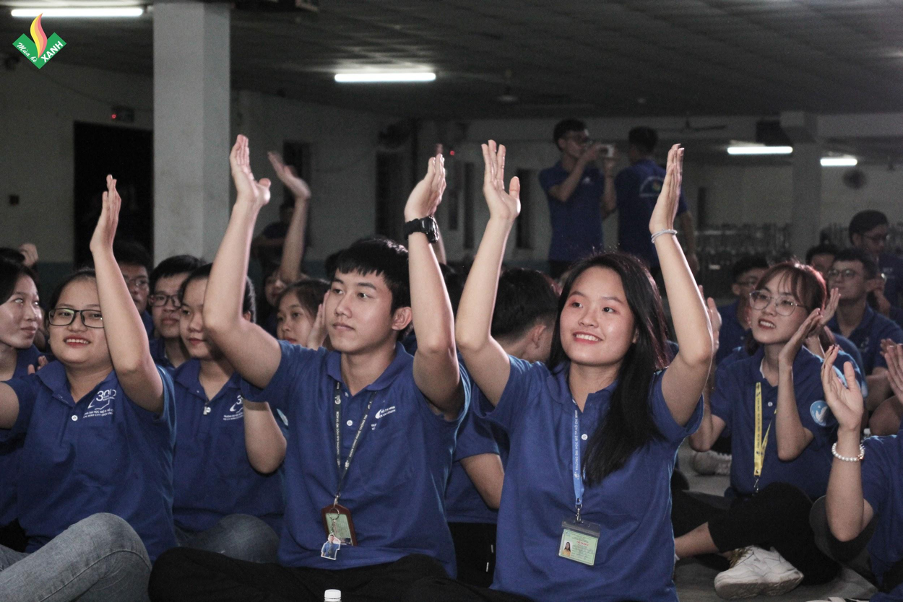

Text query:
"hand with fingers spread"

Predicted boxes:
[[267, 152, 311, 202], [881, 342, 903, 403], [230, 135, 272, 208], [779, 308, 824, 368], [805, 288, 841, 358], [90, 175, 121, 254], [405, 154, 447, 222], [481, 140, 520, 222], [648, 144, 684, 235], [821, 345, 864, 433]]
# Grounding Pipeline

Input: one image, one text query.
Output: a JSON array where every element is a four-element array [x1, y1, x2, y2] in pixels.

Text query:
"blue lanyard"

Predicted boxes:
[[572, 405, 584, 522]]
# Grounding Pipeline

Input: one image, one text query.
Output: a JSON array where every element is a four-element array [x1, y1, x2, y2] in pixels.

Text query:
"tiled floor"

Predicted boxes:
[[674, 442, 877, 602]]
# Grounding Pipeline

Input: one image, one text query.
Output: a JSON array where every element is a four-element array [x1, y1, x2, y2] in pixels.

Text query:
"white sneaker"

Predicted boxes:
[[714, 546, 804, 599], [691, 450, 732, 476]]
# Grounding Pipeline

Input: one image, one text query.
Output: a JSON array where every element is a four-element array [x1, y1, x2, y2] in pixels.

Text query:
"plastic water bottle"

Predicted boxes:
[[324, 590, 341, 602]]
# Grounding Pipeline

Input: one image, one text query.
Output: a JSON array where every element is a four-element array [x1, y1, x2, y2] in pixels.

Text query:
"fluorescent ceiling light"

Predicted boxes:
[[334, 72, 436, 83], [821, 157, 858, 167], [727, 145, 794, 155], [11, 7, 144, 18]]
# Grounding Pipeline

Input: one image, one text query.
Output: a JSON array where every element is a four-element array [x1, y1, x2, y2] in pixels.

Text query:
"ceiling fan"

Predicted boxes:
[[661, 114, 728, 133]]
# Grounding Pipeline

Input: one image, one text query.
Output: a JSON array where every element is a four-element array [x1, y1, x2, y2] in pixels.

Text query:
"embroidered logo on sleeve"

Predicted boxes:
[[84, 389, 116, 419], [809, 400, 829, 427]]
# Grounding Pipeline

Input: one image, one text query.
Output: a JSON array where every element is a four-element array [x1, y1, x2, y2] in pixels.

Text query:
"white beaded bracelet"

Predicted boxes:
[[651, 229, 678, 243], [831, 442, 865, 462]]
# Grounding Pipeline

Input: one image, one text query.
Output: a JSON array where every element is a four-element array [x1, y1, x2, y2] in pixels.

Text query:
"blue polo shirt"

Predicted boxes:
[[141, 310, 155, 337], [444, 403, 504, 525], [539, 162, 605, 262], [0, 345, 43, 526], [239, 341, 468, 575], [478, 357, 701, 602], [827, 305, 902, 374], [149, 337, 175, 371], [172, 359, 285, 535], [710, 347, 836, 500], [717, 300, 748, 366], [860, 431, 902, 600], [1, 362, 176, 560], [614, 159, 688, 268]]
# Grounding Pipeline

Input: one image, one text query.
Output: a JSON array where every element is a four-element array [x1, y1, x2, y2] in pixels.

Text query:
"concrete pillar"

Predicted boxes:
[[153, 1, 230, 263], [781, 112, 821, 258]]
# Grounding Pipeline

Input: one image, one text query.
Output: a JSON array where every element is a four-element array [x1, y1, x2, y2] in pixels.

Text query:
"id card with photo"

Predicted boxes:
[[559, 518, 600, 566], [320, 504, 357, 546]]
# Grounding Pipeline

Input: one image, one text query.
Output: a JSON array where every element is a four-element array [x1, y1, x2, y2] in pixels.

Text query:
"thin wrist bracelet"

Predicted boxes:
[[831, 442, 865, 462], [651, 228, 678, 243]]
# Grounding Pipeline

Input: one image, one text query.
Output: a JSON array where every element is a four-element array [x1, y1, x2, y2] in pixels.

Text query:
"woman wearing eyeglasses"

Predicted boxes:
[[0, 176, 176, 601], [674, 262, 842, 599]]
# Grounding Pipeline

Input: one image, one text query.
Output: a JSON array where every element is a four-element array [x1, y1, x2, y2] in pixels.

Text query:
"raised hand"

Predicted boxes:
[[90, 175, 121, 254], [701, 287, 722, 357], [404, 154, 446, 222], [17, 243, 38, 268], [230, 135, 271, 208], [481, 140, 520, 222], [267, 152, 311, 202], [305, 299, 327, 350], [882, 343, 903, 403], [779, 308, 823, 367], [649, 144, 683, 235], [820, 345, 864, 433]]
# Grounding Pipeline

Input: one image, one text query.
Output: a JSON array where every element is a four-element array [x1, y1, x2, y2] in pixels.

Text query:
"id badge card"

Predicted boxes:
[[559, 518, 600, 566], [320, 503, 358, 547]]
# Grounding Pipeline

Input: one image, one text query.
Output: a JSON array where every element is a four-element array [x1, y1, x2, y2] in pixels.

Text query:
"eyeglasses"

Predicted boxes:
[[566, 134, 591, 146], [826, 268, 862, 281], [748, 291, 802, 316], [863, 232, 889, 244], [149, 293, 182, 308], [122, 276, 149, 290], [735, 278, 760, 288], [48, 308, 104, 328]]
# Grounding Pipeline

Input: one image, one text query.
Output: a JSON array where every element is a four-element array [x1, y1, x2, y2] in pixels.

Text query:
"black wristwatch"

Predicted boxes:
[[403, 216, 439, 243]]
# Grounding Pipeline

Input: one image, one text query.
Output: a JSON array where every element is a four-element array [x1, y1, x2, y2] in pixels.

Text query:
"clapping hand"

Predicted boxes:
[[804, 288, 840, 358], [267, 152, 311, 202], [481, 140, 520, 222], [779, 308, 824, 368], [881, 342, 903, 403], [820, 345, 864, 433], [404, 153, 446, 222], [230, 135, 271, 208], [90, 175, 121, 254], [649, 144, 683, 235]]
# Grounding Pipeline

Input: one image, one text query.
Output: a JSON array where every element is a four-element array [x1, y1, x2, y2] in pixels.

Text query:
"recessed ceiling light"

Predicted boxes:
[[334, 72, 436, 83], [727, 145, 794, 155], [11, 7, 144, 18], [821, 157, 858, 167]]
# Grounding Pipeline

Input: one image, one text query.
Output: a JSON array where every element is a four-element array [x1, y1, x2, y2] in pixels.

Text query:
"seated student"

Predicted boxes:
[[676, 261, 841, 598], [827, 248, 903, 411], [170, 263, 284, 563], [0, 176, 175, 600], [148, 136, 467, 601], [807, 243, 839, 282], [815, 347, 901, 602], [415, 142, 710, 602], [275, 279, 330, 348], [446, 267, 558, 587], [0, 259, 42, 552], [868, 343, 902, 436], [148, 254, 204, 370], [717, 256, 769, 366], [114, 239, 155, 338], [849, 210, 902, 309]]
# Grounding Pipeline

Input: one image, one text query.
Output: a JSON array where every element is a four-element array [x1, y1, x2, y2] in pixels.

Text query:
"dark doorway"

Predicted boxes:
[[376, 151, 406, 242], [73, 122, 153, 267]]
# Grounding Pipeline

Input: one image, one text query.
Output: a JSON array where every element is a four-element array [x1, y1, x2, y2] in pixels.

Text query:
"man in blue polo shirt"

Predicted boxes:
[[849, 210, 903, 310], [827, 248, 903, 412], [615, 126, 698, 277], [539, 119, 617, 278], [149, 136, 467, 602]]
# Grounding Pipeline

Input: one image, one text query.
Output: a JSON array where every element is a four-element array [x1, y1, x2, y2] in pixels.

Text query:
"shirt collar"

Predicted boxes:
[[174, 358, 242, 399], [545, 361, 619, 406], [326, 342, 412, 393], [37, 360, 117, 404]]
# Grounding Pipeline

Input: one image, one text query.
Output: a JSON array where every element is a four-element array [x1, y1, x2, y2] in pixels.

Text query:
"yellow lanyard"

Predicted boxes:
[[753, 382, 777, 480]]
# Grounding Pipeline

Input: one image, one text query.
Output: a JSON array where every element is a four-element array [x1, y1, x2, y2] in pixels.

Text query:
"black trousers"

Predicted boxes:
[[402, 577, 535, 602], [449, 522, 497, 588], [148, 548, 448, 602], [673, 482, 839, 585]]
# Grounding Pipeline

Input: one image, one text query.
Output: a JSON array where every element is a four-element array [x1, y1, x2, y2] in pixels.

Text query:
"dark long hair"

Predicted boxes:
[[548, 252, 670, 484]]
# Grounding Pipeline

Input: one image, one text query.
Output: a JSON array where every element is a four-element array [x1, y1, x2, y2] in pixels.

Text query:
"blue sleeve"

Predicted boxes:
[[0, 375, 40, 442], [538, 167, 562, 194], [709, 366, 736, 436], [239, 341, 323, 413], [454, 404, 500, 462], [860, 435, 894, 518], [476, 356, 546, 435], [412, 362, 471, 432], [650, 370, 703, 443], [614, 168, 638, 209], [796, 361, 837, 445]]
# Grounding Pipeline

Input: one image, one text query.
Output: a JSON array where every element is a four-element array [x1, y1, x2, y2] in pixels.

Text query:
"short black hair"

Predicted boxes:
[[324, 249, 344, 281], [113, 240, 152, 272], [0, 248, 26, 264], [731, 255, 769, 282], [492, 268, 558, 340], [553, 118, 587, 145], [805, 243, 839, 264], [150, 254, 204, 292], [276, 278, 330, 319], [848, 210, 889, 243], [628, 126, 658, 154], [833, 248, 879, 280], [47, 269, 97, 324], [180, 264, 257, 322], [334, 237, 410, 313], [0, 258, 38, 305]]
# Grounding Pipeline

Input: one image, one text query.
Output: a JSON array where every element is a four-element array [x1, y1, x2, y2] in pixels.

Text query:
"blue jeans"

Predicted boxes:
[[174, 514, 279, 563], [0, 512, 152, 602]]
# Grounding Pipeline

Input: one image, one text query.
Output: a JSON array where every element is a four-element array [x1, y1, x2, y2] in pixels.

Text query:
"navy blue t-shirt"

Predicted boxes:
[[172, 359, 285, 535], [717, 300, 748, 366], [240, 341, 469, 575], [710, 347, 837, 500], [861, 431, 902, 599], [1, 363, 177, 560], [828, 305, 903, 374], [479, 357, 701, 602], [614, 159, 688, 268], [539, 162, 605, 262], [149, 337, 175, 371]]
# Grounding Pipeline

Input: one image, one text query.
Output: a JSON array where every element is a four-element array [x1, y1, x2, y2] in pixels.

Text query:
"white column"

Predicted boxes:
[[153, 1, 230, 262], [782, 112, 822, 258]]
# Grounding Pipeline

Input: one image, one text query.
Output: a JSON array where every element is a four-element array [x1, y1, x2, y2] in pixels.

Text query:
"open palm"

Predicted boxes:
[[230, 135, 271, 207], [820, 345, 863, 432], [649, 144, 683, 234], [481, 140, 520, 221]]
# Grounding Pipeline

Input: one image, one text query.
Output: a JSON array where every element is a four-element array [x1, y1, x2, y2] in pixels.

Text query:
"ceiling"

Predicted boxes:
[[0, 0, 901, 123]]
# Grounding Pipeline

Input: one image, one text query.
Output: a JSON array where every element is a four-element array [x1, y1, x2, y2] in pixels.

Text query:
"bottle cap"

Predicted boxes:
[[324, 589, 341, 602]]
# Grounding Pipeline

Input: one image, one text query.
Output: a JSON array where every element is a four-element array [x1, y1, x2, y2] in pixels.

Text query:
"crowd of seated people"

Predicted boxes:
[[0, 128, 899, 602]]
